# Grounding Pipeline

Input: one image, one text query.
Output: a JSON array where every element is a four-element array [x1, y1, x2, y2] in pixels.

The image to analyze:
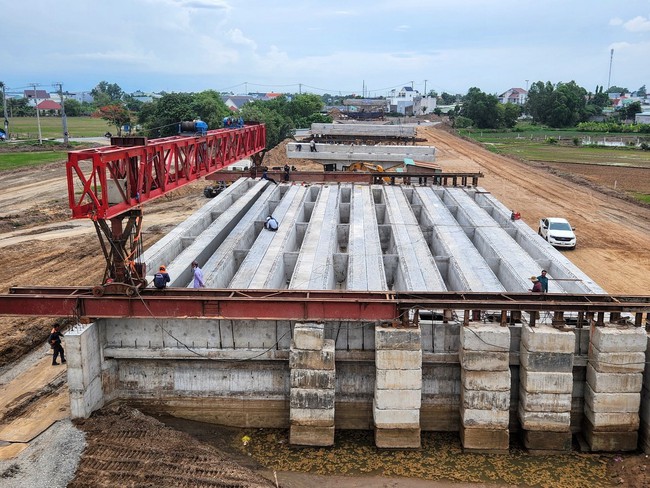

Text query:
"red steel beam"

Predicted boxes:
[[66, 124, 266, 220], [1, 287, 649, 322]]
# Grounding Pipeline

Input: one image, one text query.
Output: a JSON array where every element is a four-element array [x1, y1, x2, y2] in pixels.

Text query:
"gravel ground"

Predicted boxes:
[[0, 419, 86, 488]]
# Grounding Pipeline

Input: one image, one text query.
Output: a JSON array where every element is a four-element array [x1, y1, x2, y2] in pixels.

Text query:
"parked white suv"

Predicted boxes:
[[538, 217, 576, 249]]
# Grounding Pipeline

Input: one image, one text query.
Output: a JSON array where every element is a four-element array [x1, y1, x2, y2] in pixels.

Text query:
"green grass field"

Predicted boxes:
[[0, 151, 68, 171], [460, 127, 650, 168], [5, 116, 111, 140]]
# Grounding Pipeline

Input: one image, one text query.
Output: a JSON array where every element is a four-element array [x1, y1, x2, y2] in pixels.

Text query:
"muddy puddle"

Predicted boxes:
[[155, 415, 612, 488]]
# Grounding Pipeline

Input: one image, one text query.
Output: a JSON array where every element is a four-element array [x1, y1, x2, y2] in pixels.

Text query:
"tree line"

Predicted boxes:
[[453, 82, 646, 130]]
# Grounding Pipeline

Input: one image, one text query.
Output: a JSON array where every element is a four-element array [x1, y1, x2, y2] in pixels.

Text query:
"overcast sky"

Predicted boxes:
[[2, 0, 649, 98]]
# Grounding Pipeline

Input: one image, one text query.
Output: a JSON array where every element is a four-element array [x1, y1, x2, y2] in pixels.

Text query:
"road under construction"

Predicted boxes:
[[1, 122, 650, 456]]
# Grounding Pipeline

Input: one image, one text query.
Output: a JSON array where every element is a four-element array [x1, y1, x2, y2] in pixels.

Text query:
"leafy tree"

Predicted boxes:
[[589, 85, 610, 108], [526, 81, 588, 128], [138, 92, 194, 137], [460, 87, 502, 129], [636, 85, 647, 97], [7, 98, 34, 116], [526, 81, 554, 124], [91, 81, 124, 108], [621, 101, 642, 121], [96, 104, 131, 135], [191, 90, 231, 129], [239, 101, 292, 149], [501, 103, 521, 128], [606, 85, 628, 94], [123, 94, 144, 112], [439, 92, 457, 105], [63, 99, 83, 116]]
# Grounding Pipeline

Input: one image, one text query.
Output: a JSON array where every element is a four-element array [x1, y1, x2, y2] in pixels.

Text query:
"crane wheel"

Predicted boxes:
[[92, 285, 105, 297], [126, 287, 136, 297]]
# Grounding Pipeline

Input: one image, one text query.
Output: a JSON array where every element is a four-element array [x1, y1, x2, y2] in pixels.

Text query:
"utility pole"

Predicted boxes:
[[299, 83, 302, 95], [607, 48, 614, 91], [424, 79, 428, 96], [0, 82, 8, 138], [54, 82, 69, 145], [29, 83, 42, 144]]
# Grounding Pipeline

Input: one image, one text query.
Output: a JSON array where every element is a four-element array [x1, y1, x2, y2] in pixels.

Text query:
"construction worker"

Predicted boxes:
[[283, 164, 290, 182], [49, 324, 66, 366], [153, 265, 171, 289], [310, 138, 317, 152], [191, 261, 205, 288], [530, 276, 542, 293], [537, 270, 549, 293], [264, 215, 279, 231], [261, 167, 278, 185]]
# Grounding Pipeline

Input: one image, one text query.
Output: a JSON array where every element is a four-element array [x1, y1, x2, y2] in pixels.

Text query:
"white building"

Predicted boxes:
[[387, 86, 437, 115]]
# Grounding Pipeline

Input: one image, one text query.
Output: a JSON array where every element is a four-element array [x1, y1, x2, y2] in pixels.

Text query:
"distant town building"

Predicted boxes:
[[387, 86, 437, 115], [498, 88, 527, 105], [36, 99, 62, 115]]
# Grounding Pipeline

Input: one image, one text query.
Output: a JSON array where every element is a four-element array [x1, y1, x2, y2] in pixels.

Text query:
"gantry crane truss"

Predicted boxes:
[[65, 124, 266, 291]]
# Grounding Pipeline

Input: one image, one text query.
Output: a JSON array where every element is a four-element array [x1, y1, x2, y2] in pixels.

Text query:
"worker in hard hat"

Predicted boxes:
[[153, 265, 171, 289]]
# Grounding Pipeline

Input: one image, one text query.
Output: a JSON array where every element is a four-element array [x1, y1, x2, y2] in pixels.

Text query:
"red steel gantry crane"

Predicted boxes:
[[66, 123, 266, 294]]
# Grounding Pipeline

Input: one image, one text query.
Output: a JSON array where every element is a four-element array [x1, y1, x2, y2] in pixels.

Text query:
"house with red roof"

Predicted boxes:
[[36, 99, 62, 115]]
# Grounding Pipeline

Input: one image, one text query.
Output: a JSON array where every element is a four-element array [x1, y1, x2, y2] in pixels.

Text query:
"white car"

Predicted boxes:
[[538, 217, 576, 249]]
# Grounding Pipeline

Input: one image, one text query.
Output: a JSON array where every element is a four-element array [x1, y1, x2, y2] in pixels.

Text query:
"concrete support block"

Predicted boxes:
[[520, 370, 573, 394], [521, 324, 575, 354], [460, 426, 509, 452], [460, 324, 510, 352], [591, 325, 647, 353], [523, 430, 572, 452], [373, 405, 420, 429], [374, 389, 421, 411], [290, 388, 335, 410], [293, 323, 325, 350], [584, 384, 641, 413], [590, 347, 645, 374], [69, 374, 104, 419], [375, 326, 422, 351], [290, 369, 335, 389], [461, 408, 509, 428], [289, 343, 335, 370], [586, 363, 643, 393], [376, 368, 422, 390], [290, 425, 335, 446], [459, 350, 509, 371], [584, 406, 640, 431], [375, 427, 421, 449], [461, 369, 510, 392], [290, 408, 335, 427], [518, 405, 571, 431], [584, 419, 639, 451], [519, 388, 571, 413], [520, 348, 574, 373], [375, 349, 422, 370], [461, 389, 510, 411]]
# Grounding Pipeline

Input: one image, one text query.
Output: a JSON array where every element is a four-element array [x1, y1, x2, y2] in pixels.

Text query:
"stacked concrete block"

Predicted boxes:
[[641, 332, 650, 453], [289, 323, 335, 446], [585, 325, 646, 451], [459, 324, 510, 452], [66, 322, 104, 419], [374, 325, 423, 448], [518, 324, 574, 452]]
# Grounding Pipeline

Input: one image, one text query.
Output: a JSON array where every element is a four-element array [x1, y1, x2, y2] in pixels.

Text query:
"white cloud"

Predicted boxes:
[[394, 25, 410, 32], [609, 17, 623, 26], [227, 28, 257, 49], [623, 15, 650, 32]]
